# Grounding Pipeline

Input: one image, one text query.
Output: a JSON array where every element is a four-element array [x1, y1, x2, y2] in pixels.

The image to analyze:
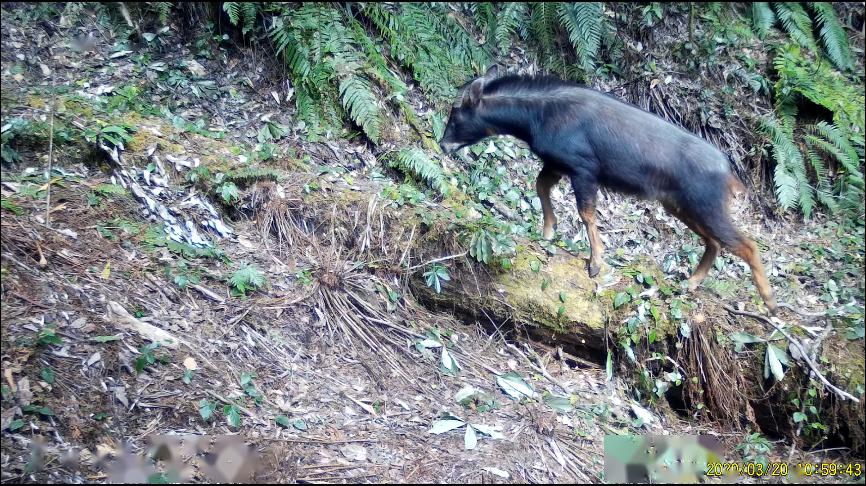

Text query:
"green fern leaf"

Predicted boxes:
[[751, 2, 776, 39], [241, 2, 257, 36], [494, 2, 528, 53], [386, 148, 450, 196], [773, 3, 817, 52], [223, 2, 240, 26], [811, 122, 860, 172], [338, 76, 382, 143], [760, 116, 812, 214], [529, 3, 558, 68], [557, 2, 604, 78], [809, 3, 852, 71]]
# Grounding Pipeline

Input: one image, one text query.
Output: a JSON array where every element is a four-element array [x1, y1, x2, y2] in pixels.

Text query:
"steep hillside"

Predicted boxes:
[[1, 2, 863, 483]]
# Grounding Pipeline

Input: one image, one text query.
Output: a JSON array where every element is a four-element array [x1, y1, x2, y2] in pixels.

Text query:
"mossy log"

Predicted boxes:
[[410, 250, 609, 357]]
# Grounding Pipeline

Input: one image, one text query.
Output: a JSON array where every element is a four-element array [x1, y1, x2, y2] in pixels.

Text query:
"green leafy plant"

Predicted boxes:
[[36, 326, 63, 347], [135, 342, 170, 373], [761, 43, 864, 219], [1, 118, 31, 164], [385, 148, 450, 196], [423, 263, 450, 294], [229, 264, 266, 296], [218, 182, 240, 204], [1, 197, 23, 215], [735, 430, 773, 467], [240, 372, 263, 405], [199, 399, 217, 421]]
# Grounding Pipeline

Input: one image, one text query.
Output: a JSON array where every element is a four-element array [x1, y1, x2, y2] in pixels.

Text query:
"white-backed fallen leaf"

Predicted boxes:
[[441, 347, 460, 373], [470, 423, 504, 439], [464, 424, 477, 450], [187, 59, 206, 77], [496, 372, 536, 399], [630, 402, 655, 425], [543, 394, 573, 413], [428, 419, 465, 434], [483, 467, 510, 479], [454, 385, 478, 403], [417, 338, 442, 348], [113, 386, 129, 407], [340, 444, 367, 462]]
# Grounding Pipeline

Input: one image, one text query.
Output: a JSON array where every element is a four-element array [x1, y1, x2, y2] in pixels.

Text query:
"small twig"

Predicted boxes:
[[271, 437, 377, 444], [189, 283, 225, 303], [227, 305, 252, 327], [788, 321, 834, 461], [405, 251, 468, 271], [399, 223, 417, 268], [644, 355, 686, 374], [44, 77, 57, 227], [776, 301, 842, 319], [724, 305, 859, 403]]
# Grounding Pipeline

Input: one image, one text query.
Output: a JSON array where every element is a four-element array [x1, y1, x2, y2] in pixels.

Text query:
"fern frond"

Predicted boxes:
[[557, 2, 604, 78], [468, 2, 496, 36], [810, 122, 861, 175], [530, 3, 557, 56], [223, 2, 240, 26], [338, 76, 382, 143], [760, 116, 813, 214], [803, 144, 840, 214], [240, 2, 257, 36], [386, 148, 450, 196], [494, 2, 527, 53], [809, 2, 852, 71], [348, 17, 407, 95], [773, 2, 817, 52], [150, 1, 172, 26], [269, 17, 310, 78], [751, 2, 776, 39]]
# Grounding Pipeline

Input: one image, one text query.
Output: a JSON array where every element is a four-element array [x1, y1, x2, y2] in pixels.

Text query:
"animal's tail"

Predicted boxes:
[[726, 173, 745, 196]]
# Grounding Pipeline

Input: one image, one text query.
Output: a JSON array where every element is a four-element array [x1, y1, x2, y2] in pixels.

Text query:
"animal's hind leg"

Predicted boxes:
[[688, 202, 777, 314], [578, 204, 604, 277], [663, 202, 721, 290], [728, 236, 777, 314], [536, 166, 562, 240], [570, 177, 603, 277]]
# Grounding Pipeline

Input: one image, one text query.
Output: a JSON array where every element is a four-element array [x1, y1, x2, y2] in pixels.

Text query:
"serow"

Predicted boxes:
[[439, 65, 776, 314]]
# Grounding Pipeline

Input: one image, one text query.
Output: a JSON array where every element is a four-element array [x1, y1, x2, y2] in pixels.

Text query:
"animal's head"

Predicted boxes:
[[439, 64, 502, 154]]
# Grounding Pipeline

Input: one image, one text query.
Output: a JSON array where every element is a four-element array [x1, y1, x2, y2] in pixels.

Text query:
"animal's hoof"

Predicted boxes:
[[588, 263, 600, 278], [686, 279, 700, 292], [543, 229, 554, 240]]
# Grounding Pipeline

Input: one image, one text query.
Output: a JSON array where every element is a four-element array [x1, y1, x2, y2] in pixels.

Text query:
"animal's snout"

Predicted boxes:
[[439, 141, 460, 154]]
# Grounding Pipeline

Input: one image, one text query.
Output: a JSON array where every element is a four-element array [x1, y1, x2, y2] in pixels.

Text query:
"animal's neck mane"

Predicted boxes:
[[483, 74, 587, 101]]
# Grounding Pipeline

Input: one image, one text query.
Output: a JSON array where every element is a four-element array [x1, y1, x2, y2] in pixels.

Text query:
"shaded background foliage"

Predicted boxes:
[[233, 2, 864, 222], [6, 2, 865, 219]]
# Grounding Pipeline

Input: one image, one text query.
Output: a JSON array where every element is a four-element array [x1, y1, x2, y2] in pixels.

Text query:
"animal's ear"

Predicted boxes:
[[463, 77, 485, 107], [483, 64, 501, 80]]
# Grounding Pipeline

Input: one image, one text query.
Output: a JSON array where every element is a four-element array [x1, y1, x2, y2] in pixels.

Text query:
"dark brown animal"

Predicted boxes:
[[439, 65, 776, 314]]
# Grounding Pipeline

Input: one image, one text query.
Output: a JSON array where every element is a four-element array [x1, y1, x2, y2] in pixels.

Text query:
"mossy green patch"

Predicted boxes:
[[497, 252, 604, 333]]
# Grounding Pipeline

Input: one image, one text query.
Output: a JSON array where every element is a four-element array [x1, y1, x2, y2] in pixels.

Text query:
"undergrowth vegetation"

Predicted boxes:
[[1, 2, 864, 469], [6, 2, 860, 225]]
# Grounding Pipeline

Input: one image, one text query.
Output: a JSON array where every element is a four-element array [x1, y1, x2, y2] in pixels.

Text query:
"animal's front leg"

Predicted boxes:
[[535, 166, 562, 240], [571, 178, 603, 277]]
